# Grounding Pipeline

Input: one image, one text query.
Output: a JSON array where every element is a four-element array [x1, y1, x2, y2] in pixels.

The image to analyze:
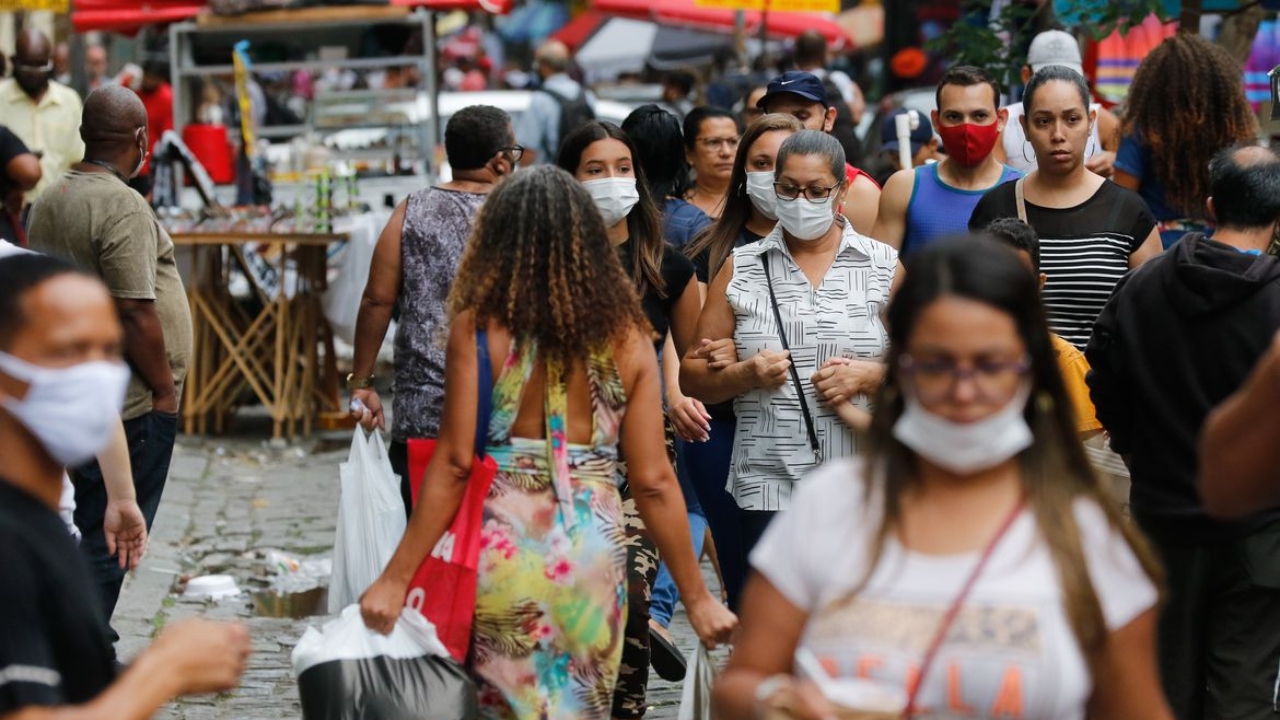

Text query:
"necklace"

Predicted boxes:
[[84, 159, 127, 182]]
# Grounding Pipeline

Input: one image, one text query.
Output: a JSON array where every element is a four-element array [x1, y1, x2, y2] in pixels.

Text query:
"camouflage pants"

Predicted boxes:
[[610, 417, 675, 719]]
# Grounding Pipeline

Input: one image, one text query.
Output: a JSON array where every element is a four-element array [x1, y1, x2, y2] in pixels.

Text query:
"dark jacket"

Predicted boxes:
[[1087, 233, 1280, 543]]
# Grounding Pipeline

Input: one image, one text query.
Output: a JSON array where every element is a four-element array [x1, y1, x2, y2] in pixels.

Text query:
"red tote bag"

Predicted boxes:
[[404, 329, 497, 663]]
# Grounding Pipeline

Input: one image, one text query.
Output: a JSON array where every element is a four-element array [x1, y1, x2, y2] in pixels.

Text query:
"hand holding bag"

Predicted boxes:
[[405, 328, 498, 662], [328, 428, 407, 613]]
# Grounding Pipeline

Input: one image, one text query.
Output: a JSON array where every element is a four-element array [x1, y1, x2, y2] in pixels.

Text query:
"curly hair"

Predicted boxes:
[[1121, 33, 1257, 220], [448, 166, 650, 363]]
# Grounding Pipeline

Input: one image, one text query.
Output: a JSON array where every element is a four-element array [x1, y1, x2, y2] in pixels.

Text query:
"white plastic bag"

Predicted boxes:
[[678, 644, 715, 720], [328, 429, 406, 613], [292, 606, 477, 720]]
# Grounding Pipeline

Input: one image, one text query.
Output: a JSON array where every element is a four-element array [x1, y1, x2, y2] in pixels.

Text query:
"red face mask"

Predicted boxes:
[[937, 122, 1000, 167]]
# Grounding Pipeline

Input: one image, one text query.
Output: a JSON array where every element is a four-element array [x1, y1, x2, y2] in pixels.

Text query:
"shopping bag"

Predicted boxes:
[[292, 605, 478, 720], [678, 644, 716, 720], [404, 329, 497, 662], [328, 429, 407, 613]]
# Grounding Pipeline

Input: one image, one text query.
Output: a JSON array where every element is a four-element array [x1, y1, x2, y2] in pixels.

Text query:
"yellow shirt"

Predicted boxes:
[[0, 78, 85, 202], [1052, 333, 1103, 435]]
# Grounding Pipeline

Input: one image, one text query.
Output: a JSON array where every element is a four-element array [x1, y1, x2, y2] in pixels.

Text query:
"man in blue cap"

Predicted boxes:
[[757, 70, 881, 236], [874, 107, 939, 184]]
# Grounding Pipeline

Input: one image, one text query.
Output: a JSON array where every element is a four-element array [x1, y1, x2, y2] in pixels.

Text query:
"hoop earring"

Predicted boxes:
[[1084, 134, 1096, 158], [1022, 141, 1034, 164], [1036, 390, 1055, 414]]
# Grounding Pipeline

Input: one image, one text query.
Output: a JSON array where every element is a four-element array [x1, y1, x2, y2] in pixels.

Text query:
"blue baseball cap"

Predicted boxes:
[[881, 108, 934, 156], [757, 71, 829, 110]]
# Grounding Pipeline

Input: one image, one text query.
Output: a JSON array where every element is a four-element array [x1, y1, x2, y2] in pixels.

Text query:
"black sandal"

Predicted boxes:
[[648, 622, 687, 681]]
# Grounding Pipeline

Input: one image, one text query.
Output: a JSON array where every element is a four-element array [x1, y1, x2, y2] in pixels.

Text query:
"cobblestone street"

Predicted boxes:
[[114, 430, 713, 720]]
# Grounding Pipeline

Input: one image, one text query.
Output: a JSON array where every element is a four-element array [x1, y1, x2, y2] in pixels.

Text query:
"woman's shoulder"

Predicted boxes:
[[1068, 495, 1159, 630], [792, 458, 876, 517], [844, 221, 899, 269]]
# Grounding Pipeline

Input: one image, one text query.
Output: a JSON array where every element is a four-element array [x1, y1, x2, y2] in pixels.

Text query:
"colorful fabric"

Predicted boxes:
[[472, 339, 630, 720], [1093, 15, 1176, 105]]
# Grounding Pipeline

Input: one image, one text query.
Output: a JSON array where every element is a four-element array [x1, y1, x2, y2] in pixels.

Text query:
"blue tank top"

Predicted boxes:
[[903, 163, 1021, 258]]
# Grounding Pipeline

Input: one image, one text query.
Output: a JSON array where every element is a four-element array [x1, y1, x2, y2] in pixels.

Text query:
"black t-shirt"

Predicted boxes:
[[969, 180, 1156, 350], [618, 240, 696, 351], [0, 481, 116, 713]]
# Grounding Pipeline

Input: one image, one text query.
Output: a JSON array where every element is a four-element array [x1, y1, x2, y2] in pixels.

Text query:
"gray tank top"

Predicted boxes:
[[391, 186, 487, 441]]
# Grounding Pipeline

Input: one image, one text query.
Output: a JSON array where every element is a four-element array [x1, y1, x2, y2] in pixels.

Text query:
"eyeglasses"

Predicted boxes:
[[898, 354, 1031, 403], [503, 145, 525, 163], [774, 182, 842, 203], [698, 136, 740, 151]]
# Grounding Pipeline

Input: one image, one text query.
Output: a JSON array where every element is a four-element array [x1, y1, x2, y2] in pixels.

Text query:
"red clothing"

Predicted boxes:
[[845, 162, 879, 189], [138, 82, 174, 175]]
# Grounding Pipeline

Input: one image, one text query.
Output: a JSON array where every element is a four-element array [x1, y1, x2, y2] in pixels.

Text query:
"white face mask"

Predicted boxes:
[[0, 351, 130, 467], [892, 383, 1034, 475], [745, 171, 778, 220], [583, 177, 640, 228], [775, 196, 836, 241]]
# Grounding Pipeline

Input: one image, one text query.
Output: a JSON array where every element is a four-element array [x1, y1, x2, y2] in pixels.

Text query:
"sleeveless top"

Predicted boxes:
[[1001, 102, 1104, 175], [903, 163, 1021, 258], [391, 187, 487, 441], [725, 220, 897, 511], [486, 339, 627, 528]]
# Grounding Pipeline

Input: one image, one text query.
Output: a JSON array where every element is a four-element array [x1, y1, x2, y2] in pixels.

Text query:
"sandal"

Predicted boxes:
[[648, 620, 687, 681]]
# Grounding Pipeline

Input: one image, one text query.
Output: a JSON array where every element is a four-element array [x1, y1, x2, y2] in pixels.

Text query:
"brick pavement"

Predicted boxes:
[[114, 432, 720, 719]]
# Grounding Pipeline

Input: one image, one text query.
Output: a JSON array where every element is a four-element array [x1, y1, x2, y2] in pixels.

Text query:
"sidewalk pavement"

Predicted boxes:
[[115, 432, 716, 719]]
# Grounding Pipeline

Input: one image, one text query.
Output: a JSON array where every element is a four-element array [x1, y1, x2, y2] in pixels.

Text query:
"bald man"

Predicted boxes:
[[26, 84, 191, 649], [515, 39, 595, 165], [0, 29, 84, 204]]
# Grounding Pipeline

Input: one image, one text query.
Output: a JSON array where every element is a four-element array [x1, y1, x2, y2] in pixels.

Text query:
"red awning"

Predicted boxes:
[[551, 10, 608, 51], [72, 0, 205, 33], [591, 0, 852, 48], [391, 0, 512, 14]]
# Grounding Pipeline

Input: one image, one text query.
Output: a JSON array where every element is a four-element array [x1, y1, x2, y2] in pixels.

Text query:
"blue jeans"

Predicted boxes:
[[650, 442, 708, 627], [71, 410, 179, 646]]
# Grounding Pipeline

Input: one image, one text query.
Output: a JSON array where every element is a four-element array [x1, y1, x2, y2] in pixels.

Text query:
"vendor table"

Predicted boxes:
[[172, 231, 349, 439]]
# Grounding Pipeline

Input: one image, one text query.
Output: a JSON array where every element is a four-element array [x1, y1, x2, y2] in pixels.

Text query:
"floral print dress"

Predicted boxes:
[[472, 340, 629, 720]]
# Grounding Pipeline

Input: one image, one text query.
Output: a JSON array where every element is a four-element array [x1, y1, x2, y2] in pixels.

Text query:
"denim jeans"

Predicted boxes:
[[681, 416, 748, 609], [71, 410, 179, 645]]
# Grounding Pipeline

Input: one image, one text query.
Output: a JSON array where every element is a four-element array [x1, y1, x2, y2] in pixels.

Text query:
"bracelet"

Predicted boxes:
[[345, 373, 375, 390]]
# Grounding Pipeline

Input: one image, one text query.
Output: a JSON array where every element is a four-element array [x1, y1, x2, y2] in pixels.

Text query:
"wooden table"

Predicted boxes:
[[172, 231, 349, 439]]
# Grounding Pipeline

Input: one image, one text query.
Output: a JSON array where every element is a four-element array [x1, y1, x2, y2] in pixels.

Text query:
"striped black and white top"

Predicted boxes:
[[970, 180, 1156, 351], [725, 222, 898, 512]]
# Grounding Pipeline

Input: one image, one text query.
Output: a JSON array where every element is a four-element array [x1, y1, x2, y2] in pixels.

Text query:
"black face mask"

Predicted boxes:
[[14, 68, 49, 98]]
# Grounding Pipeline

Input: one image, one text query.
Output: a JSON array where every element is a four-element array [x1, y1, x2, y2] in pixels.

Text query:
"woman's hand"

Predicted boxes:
[[812, 358, 883, 405], [359, 574, 409, 635], [691, 338, 739, 370], [685, 592, 738, 649], [669, 394, 712, 442], [767, 679, 841, 720], [104, 498, 148, 570], [350, 388, 386, 431], [745, 349, 791, 390]]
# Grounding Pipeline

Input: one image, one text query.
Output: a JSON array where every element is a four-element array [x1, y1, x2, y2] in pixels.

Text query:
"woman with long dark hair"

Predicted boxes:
[[714, 236, 1169, 720], [622, 104, 711, 248], [359, 166, 734, 720], [556, 121, 711, 718]]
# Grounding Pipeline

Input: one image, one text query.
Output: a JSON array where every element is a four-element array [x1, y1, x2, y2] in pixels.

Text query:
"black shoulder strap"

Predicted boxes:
[[760, 254, 822, 458]]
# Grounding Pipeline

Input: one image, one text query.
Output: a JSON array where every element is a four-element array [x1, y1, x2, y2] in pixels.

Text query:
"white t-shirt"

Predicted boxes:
[[750, 459, 1157, 720], [1001, 102, 1104, 175]]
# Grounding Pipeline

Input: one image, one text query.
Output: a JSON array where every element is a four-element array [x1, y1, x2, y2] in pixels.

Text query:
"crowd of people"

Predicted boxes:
[[3, 20, 1280, 720]]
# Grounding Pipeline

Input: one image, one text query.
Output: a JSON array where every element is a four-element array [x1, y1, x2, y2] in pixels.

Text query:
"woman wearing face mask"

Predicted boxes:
[[682, 130, 902, 558], [556, 121, 710, 720], [969, 66, 1162, 352], [683, 107, 740, 220], [714, 237, 1170, 720], [680, 112, 800, 611]]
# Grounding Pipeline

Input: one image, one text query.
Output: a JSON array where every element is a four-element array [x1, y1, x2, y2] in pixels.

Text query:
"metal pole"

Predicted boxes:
[[423, 9, 440, 180]]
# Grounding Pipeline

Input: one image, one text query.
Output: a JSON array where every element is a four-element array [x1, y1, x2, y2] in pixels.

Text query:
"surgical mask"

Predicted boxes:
[[583, 177, 639, 228], [893, 384, 1033, 475], [0, 351, 130, 467], [775, 197, 836, 241], [745, 171, 778, 220]]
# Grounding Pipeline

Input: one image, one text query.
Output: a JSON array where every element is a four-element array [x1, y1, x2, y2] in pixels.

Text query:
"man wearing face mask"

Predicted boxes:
[[1087, 145, 1280, 720], [349, 105, 518, 516], [755, 71, 881, 236], [25, 84, 192, 653], [872, 66, 1021, 259], [0, 29, 84, 206], [0, 253, 251, 720]]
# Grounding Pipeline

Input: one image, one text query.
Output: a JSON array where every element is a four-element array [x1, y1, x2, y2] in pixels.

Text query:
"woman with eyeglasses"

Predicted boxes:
[[713, 236, 1168, 720], [556, 120, 724, 720], [683, 107, 740, 220], [681, 129, 902, 558]]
